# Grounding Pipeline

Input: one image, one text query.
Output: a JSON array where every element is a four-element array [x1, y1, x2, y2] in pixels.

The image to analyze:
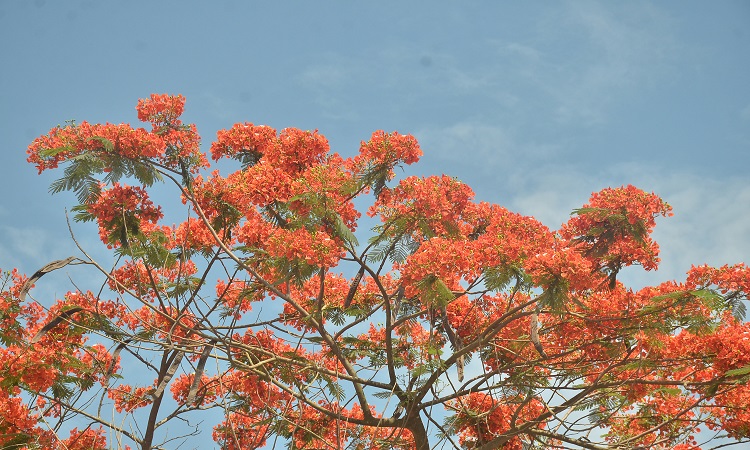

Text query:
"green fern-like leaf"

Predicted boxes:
[[324, 379, 346, 402], [87, 136, 114, 152], [365, 237, 393, 264], [50, 376, 76, 400], [537, 276, 570, 312], [324, 308, 347, 326], [726, 292, 747, 321], [725, 364, 750, 377], [39, 145, 74, 158], [0, 432, 33, 449], [372, 390, 397, 400], [49, 152, 104, 204], [416, 274, 454, 308], [356, 162, 391, 198], [484, 265, 526, 291], [132, 160, 163, 187], [328, 212, 358, 246], [235, 149, 263, 170]]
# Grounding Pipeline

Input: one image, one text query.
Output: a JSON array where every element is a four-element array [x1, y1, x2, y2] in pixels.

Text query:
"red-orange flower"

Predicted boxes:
[[136, 93, 185, 127]]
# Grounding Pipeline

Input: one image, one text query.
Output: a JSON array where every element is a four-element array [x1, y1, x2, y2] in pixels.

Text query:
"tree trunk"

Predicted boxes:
[[140, 389, 164, 450], [406, 416, 430, 450]]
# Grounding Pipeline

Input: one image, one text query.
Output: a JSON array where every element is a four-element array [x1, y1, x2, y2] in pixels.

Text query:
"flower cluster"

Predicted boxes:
[[169, 372, 219, 406], [0, 392, 44, 448], [445, 294, 509, 343], [121, 305, 198, 344], [107, 384, 153, 413], [136, 93, 207, 170], [288, 156, 360, 231], [605, 393, 700, 449], [26, 92, 206, 188], [561, 185, 672, 272], [172, 217, 220, 251], [476, 204, 555, 267], [280, 273, 351, 330], [370, 175, 476, 236], [27, 121, 165, 173], [216, 278, 263, 315], [210, 122, 278, 161], [136, 93, 186, 130], [87, 183, 163, 247], [448, 392, 545, 450], [357, 130, 422, 167], [108, 258, 198, 302], [524, 244, 600, 293], [213, 412, 273, 450], [265, 227, 344, 268], [60, 428, 108, 450], [398, 237, 479, 299], [687, 263, 750, 294]]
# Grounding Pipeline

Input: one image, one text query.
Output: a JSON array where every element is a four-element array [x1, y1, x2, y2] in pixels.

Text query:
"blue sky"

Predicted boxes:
[[0, 0, 749, 447], [1, 1, 748, 287]]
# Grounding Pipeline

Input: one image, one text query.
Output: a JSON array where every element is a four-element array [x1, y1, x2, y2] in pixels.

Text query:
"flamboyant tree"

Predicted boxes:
[[1, 94, 749, 450]]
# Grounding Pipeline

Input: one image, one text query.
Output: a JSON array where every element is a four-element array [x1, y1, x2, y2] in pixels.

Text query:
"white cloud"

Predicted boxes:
[[649, 175, 750, 275], [504, 168, 595, 227], [416, 120, 565, 176]]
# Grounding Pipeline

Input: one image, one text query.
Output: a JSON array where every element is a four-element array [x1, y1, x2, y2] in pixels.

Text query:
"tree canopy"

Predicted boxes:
[[2, 94, 749, 450]]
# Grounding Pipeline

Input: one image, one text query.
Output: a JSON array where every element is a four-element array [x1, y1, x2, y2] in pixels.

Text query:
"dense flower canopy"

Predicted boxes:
[[2, 94, 748, 450]]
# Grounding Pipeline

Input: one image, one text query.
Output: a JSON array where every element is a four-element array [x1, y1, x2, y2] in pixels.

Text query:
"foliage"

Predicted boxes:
[[2, 94, 749, 449]]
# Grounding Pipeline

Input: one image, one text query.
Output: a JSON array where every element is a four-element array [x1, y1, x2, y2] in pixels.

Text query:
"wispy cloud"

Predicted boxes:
[[299, 63, 351, 91], [508, 1, 678, 125], [295, 53, 367, 121], [741, 104, 750, 122], [417, 122, 516, 167], [294, 2, 680, 133]]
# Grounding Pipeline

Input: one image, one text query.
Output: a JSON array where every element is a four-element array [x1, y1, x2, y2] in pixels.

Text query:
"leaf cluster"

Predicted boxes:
[[45, 140, 163, 218]]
